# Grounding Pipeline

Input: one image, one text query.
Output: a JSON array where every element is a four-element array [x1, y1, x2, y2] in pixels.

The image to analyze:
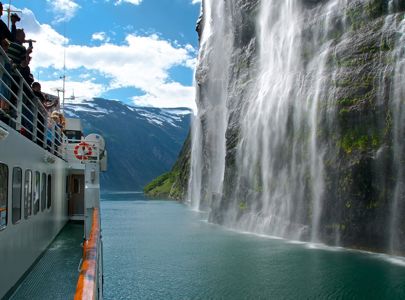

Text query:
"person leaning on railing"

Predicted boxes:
[[7, 28, 30, 67], [20, 55, 34, 86], [27, 81, 46, 147], [0, 2, 18, 44], [32, 82, 59, 148], [48, 111, 65, 157], [6, 28, 35, 139], [0, 2, 19, 125]]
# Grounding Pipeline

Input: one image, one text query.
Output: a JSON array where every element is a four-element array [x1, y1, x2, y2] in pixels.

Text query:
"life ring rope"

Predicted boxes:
[[74, 142, 93, 160]]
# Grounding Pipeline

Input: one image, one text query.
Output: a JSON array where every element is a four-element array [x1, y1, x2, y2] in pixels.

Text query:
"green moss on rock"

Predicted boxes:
[[144, 132, 191, 200]]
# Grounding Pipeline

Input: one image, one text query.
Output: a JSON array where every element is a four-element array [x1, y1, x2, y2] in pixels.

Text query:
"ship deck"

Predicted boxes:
[[9, 222, 83, 300]]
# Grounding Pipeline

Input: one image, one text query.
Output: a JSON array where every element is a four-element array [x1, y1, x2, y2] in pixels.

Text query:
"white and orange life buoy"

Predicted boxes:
[[74, 142, 93, 160]]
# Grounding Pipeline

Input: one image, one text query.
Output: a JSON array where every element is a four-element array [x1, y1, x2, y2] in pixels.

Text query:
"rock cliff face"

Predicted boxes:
[[177, 0, 405, 254]]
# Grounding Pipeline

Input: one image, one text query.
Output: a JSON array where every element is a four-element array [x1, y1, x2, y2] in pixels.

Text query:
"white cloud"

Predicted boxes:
[[191, 0, 201, 4], [41, 79, 106, 104], [91, 32, 110, 42], [46, 0, 80, 23], [133, 82, 196, 110], [20, 7, 197, 109], [115, 0, 143, 5]]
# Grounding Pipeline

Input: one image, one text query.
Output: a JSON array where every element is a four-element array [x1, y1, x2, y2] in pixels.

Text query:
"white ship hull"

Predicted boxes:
[[0, 121, 69, 298]]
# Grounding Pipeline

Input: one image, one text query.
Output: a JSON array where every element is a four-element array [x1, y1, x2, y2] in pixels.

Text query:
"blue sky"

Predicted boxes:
[[8, 0, 201, 108]]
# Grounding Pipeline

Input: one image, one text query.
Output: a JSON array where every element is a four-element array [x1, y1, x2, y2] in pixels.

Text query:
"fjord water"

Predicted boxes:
[[101, 193, 405, 299]]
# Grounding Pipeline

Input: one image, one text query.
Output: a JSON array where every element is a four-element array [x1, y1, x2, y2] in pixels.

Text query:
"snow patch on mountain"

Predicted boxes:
[[64, 98, 192, 130]]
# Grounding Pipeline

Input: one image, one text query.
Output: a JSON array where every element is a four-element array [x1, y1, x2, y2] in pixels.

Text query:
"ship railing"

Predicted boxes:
[[0, 47, 67, 159], [74, 208, 103, 300]]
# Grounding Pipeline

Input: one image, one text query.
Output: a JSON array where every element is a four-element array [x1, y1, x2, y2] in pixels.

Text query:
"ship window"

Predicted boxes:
[[0, 163, 8, 229], [24, 170, 32, 219], [65, 130, 82, 142], [41, 173, 46, 212], [47, 175, 52, 209], [12, 167, 22, 224], [33, 171, 40, 215]]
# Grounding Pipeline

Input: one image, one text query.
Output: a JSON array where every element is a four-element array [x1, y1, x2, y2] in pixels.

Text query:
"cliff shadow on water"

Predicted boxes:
[[179, 0, 405, 256]]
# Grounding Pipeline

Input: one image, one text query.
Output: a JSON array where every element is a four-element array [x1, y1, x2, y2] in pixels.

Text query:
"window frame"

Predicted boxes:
[[41, 173, 46, 212], [12, 167, 22, 224], [0, 162, 9, 230], [33, 171, 40, 215], [47, 174, 52, 210], [24, 169, 32, 219]]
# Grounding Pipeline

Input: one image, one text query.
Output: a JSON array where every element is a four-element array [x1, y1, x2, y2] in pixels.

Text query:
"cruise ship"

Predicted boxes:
[[0, 33, 107, 298]]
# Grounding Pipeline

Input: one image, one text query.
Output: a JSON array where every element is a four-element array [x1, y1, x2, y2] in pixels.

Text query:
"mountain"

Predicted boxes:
[[64, 98, 191, 191]]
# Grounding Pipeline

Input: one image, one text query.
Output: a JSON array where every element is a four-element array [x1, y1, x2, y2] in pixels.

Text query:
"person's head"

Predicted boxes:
[[10, 13, 20, 23], [15, 29, 25, 43], [32, 81, 41, 92], [51, 111, 60, 123]]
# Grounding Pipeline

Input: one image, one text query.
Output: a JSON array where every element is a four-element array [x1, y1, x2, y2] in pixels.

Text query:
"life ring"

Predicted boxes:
[[74, 142, 93, 160]]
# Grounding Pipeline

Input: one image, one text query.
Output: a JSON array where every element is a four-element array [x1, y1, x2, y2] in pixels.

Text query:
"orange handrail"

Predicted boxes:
[[74, 208, 101, 300]]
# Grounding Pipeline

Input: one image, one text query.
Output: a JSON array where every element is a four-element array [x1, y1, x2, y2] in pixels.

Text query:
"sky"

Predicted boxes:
[[6, 0, 201, 109]]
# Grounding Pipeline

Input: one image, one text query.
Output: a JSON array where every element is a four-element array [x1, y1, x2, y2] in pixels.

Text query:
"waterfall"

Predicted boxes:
[[189, 0, 405, 254], [220, 0, 350, 241], [188, 0, 233, 210], [389, 16, 405, 253]]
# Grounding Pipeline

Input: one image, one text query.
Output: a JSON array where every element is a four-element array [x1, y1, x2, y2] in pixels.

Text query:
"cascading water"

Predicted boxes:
[[221, 0, 354, 242], [189, 0, 405, 254], [188, 0, 233, 210], [389, 15, 405, 253]]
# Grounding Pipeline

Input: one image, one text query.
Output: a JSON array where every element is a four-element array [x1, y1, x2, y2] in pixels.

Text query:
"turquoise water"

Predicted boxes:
[[101, 192, 405, 299]]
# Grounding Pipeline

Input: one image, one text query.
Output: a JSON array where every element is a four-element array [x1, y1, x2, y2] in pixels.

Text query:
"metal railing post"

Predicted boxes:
[[32, 101, 38, 142], [43, 115, 47, 146], [16, 77, 23, 131], [51, 124, 55, 154]]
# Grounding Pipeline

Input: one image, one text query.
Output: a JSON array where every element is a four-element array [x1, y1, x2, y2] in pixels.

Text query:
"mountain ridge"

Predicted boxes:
[[64, 98, 191, 191]]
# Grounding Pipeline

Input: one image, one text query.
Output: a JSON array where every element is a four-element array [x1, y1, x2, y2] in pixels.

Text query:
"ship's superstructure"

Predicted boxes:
[[0, 35, 106, 298]]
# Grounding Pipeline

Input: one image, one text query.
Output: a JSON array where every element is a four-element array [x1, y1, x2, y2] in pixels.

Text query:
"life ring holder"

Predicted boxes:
[[74, 142, 93, 160]]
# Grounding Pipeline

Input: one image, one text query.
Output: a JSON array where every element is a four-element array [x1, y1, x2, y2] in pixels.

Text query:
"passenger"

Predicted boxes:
[[7, 29, 28, 65], [6, 29, 30, 131], [0, 2, 18, 45], [32, 82, 56, 110], [0, 2, 18, 125], [31, 82, 46, 102], [28, 82, 48, 147], [58, 113, 66, 130], [50, 111, 62, 156], [20, 56, 34, 86]]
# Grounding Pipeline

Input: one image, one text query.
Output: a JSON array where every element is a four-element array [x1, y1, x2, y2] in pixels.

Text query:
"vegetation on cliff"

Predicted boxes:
[[144, 133, 191, 200]]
